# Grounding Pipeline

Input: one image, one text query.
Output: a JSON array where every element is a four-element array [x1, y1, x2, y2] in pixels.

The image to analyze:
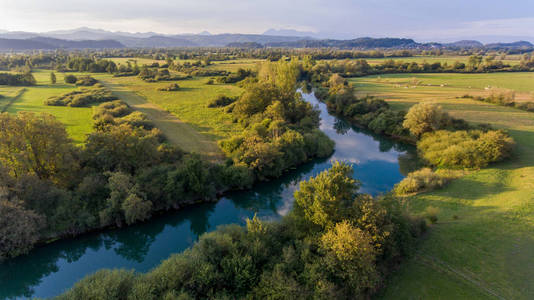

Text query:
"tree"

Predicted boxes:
[[293, 161, 358, 229], [402, 102, 448, 138], [0, 112, 78, 185], [0, 198, 44, 260], [320, 220, 378, 295], [64, 74, 77, 84], [50, 72, 56, 84], [122, 193, 152, 225]]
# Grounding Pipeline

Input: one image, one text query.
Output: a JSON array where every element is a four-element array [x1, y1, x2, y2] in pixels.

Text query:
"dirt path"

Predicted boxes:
[[100, 79, 224, 161]]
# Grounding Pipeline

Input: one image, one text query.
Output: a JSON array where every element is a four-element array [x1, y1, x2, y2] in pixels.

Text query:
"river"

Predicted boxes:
[[0, 90, 417, 299]]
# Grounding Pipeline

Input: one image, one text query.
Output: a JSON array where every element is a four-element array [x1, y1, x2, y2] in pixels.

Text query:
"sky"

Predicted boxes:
[[1, 0, 534, 42]]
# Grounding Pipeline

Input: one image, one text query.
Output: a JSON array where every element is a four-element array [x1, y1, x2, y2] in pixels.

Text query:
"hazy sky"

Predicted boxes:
[[1, 0, 534, 42]]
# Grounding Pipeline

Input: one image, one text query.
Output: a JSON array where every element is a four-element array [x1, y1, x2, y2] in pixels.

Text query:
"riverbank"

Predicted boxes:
[[0, 90, 416, 299]]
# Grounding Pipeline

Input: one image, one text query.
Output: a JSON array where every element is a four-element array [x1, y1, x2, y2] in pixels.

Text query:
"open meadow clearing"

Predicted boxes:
[[101, 74, 244, 141], [4, 70, 96, 143], [350, 73, 534, 299], [360, 54, 523, 66]]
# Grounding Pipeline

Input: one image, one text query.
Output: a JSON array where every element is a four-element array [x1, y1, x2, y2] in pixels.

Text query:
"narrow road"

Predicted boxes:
[[100, 79, 224, 162]]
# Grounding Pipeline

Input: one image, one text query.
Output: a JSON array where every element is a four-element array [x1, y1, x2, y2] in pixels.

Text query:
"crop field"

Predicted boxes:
[[356, 73, 534, 299], [4, 70, 95, 143]]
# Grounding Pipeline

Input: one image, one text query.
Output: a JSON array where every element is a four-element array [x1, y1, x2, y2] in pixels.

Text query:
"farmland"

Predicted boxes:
[[350, 73, 534, 299]]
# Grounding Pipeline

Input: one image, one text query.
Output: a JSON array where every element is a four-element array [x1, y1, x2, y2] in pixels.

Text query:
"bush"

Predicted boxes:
[[207, 95, 237, 108], [424, 206, 440, 224], [0, 72, 36, 86], [45, 86, 117, 107], [64, 74, 77, 84], [56, 269, 135, 300], [394, 168, 450, 195], [75, 76, 98, 86], [418, 130, 515, 169], [0, 200, 44, 260], [157, 83, 180, 91], [403, 102, 449, 138]]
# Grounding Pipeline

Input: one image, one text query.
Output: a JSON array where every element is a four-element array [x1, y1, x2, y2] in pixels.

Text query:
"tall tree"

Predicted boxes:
[[50, 72, 56, 84], [0, 112, 78, 185]]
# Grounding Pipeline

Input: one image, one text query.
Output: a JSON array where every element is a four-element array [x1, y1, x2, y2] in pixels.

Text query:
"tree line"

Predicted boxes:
[[56, 162, 427, 299]]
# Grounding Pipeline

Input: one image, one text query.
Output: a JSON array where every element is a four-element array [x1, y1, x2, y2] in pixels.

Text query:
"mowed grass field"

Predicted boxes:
[[350, 73, 534, 299], [5, 70, 95, 144], [100, 74, 244, 141]]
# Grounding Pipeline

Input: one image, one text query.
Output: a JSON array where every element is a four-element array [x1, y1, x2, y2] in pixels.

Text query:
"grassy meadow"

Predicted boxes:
[[350, 73, 534, 299], [102, 75, 244, 141], [361, 54, 523, 66], [4, 70, 95, 144]]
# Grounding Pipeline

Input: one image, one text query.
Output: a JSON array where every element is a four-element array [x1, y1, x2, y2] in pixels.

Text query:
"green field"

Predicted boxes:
[[4, 70, 95, 144], [103, 75, 244, 141], [360, 54, 522, 66], [352, 73, 534, 299], [351, 72, 534, 106]]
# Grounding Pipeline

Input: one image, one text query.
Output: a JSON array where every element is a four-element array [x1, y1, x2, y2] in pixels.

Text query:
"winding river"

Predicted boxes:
[[0, 91, 417, 299]]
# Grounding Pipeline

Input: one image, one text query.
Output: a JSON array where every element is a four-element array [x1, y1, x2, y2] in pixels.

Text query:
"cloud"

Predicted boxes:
[[1, 0, 533, 40]]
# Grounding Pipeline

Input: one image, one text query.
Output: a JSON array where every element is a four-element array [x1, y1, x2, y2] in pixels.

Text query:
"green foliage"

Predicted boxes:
[[424, 206, 440, 224], [56, 269, 135, 300], [403, 102, 449, 138], [45, 85, 118, 107], [220, 60, 333, 179], [75, 76, 98, 86], [0, 199, 44, 260], [0, 72, 36, 86], [50, 72, 56, 84], [0, 112, 78, 185], [418, 130, 515, 169], [157, 83, 180, 91], [294, 161, 358, 229], [394, 168, 451, 195], [207, 94, 237, 108], [64, 74, 77, 84], [59, 163, 425, 299]]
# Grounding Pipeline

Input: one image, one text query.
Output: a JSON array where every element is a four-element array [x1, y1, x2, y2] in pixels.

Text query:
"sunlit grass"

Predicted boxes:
[[355, 72, 534, 299]]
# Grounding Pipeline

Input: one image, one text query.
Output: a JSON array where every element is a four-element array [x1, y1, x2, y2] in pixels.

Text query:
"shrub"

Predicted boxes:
[[75, 76, 98, 86], [0, 200, 44, 260], [45, 86, 117, 107], [418, 130, 515, 169], [403, 102, 449, 138], [424, 206, 440, 224], [157, 83, 180, 91], [56, 269, 135, 300], [394, 168, 450, 195], [64, 74, 77, 84], [207, 95, 237, 108], [0, 72, 36, 86]]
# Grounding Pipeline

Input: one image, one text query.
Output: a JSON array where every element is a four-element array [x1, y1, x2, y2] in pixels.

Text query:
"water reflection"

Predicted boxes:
[[0, 90, 416, 299]]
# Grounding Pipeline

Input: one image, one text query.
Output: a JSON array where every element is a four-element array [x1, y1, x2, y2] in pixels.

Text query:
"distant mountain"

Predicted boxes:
[[0, 37, 124, 50], [445, 40, 484, 48], [267, 37, 420, 49], [485, 41, 533, 49], [168, 33, 309, 47], [0, 38, 54, 50], [226, 42, 264, 48], [114, 36, 197, 48], [0, 28, 532, 50], [263, 28, 317, 38]]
